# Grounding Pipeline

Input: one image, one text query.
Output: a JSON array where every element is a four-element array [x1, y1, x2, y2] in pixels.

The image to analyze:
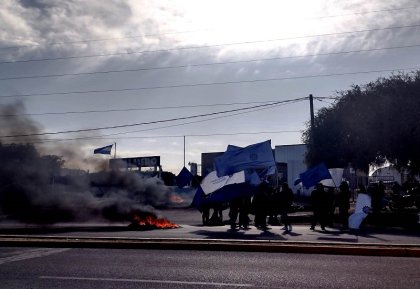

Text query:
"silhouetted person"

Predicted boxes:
[[371, 181, 385, 215], [198, 195, 210, 226], [209, 204, 223, 226], [202, 204, 210, 226], [238, 197, 251, 229], [253, 180, 271, 230], [279, 182, 294, 232], [229, 197, 241, 230], [369, 183, 378, 213], [268, 188, 281, 225], [337, 181, 351, 229], [310, 183, 328, 230], [326, 186, 335, 227]]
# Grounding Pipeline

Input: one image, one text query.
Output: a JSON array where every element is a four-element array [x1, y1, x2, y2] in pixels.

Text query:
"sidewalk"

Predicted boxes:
[[0, 208, 419, 257]]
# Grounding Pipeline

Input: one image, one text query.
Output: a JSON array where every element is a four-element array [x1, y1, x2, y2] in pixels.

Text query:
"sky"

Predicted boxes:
[[0, 0, 420, 174]]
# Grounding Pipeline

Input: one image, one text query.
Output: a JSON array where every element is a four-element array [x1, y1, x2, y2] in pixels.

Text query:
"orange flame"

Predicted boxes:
[[132, 213, 179, 229]]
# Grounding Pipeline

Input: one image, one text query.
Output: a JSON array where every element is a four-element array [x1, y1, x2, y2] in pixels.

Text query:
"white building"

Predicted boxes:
[[370, 166, 402, 184], [274, 144, 308, 194]]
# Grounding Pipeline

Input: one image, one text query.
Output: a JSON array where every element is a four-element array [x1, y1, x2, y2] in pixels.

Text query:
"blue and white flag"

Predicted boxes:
[[321, 168, 344, 187], [348, 193, 371, 229], [200, 170, 246, 195], [191, 170, 256, 209], [299, 163, 332, 189], [214, 140, 275, 177], [94, 144, 113, 155]]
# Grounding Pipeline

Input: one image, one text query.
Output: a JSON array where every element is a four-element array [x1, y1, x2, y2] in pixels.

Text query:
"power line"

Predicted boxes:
[[74, 98, 306, 139], [316, 98, 335, 105], [26, 130, 302, 144], [0, 97, 306, 138], [19, 99, 305, 144], [315, 96, 341, 100], [2, 43, 420, 81], [0, 100, 283, 117], [2, 23, 420, 65], [1, 67, 418, 99], [2, 5, 418, 51]]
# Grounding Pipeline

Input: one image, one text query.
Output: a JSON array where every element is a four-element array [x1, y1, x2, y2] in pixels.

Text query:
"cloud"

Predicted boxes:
[[1, 0, 419, 174]]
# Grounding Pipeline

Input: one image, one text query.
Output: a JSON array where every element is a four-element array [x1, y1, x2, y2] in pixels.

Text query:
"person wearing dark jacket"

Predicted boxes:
[[279, 182, 294, 232], [337, 181, 351, 229], [310, 183, 328, 230], [252, 180, 271, 230]]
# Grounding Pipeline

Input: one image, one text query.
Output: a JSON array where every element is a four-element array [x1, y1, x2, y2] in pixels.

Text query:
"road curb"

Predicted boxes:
[[1, 236, 419, 257]]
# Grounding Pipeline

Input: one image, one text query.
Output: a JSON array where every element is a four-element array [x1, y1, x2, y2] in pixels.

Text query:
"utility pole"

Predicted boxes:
[[309, 94, 315, 143], [183, 136, 186, 168]]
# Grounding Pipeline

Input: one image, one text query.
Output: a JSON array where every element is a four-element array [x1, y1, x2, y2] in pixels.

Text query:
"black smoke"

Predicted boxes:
[[0, 102, 172, 224]]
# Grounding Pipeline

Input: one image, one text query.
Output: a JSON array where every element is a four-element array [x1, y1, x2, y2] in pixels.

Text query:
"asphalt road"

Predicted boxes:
[[0, 247, 419, 289]]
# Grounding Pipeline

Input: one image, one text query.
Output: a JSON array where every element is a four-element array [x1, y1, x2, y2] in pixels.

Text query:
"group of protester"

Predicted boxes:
[[201, 178, 400, 232], [222, 180, 295, 232], [309, 182, 351, 230], [310, 181, 389, 230]]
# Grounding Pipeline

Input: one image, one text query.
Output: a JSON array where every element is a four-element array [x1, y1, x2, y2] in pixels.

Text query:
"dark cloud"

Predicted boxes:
[[19, 0, 51, 11]]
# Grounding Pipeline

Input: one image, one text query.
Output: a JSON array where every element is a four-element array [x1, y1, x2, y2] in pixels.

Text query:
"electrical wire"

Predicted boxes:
[[8, 98, 306, 143], [2, 23, 420, 65], [2, 43, 420, 81], [2, 5, 418, 51], [0, 100, 283, 117], [0, 97, 306, 138], [28, 130, 302, 144], [1, 67, 418, 98], [70, 98, 306, 138]]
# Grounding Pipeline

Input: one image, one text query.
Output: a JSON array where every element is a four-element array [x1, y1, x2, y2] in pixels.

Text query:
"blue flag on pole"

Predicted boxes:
[[176, 167, 194, 188], [214, 140, 275, 177], [299, 163, 332, 189], [94, 144, 113, 155]]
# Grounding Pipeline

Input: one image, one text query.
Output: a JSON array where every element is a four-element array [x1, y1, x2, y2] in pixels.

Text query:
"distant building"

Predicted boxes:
[[189, 162, 198, 176], [274, 144, 308, 193], [201, 152, 224, 177], [369, 166, 402, 184]]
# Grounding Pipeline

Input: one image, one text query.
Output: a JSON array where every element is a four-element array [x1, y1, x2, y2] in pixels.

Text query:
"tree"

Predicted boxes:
[[303, 71, 420, 174]]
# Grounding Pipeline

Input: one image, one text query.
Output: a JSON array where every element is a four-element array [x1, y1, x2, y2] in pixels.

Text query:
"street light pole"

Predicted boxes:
[[309, 94, 315, 143], [183, 135, 186, 168]]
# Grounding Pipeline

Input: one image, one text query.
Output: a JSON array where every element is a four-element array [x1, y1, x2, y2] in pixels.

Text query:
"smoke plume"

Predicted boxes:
[[0, 102, 173, 224]]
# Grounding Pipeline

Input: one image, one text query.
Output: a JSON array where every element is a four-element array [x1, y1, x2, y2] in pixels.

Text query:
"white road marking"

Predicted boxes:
[[0, 248, 70, 265], [40, 276, 253, 287]]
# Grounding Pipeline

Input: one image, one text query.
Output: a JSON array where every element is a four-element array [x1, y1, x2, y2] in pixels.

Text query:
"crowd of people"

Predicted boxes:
[[226, 179, 295, 232], [201, 178, 417, 232]]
